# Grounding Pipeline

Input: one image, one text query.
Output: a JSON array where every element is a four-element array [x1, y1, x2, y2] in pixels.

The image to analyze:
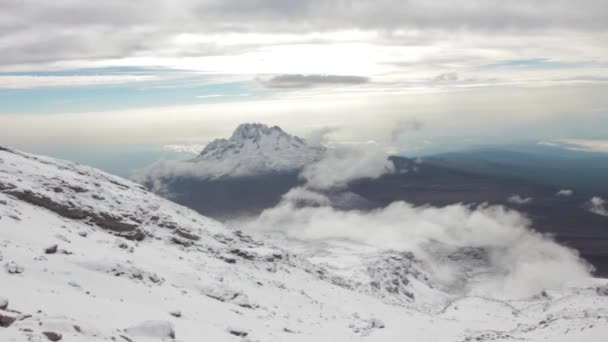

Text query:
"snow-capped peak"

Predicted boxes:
[[192, 123, 325, 179], [229, 123, 287, 141]]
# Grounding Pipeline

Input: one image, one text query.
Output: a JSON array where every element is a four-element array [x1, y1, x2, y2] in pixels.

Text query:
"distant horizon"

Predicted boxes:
[[1, 1, 607, 164]]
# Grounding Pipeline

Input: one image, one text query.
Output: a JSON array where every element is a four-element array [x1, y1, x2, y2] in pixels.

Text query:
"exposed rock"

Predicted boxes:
[[597, 284, 608, 296], [45, 244, 58, 254], [169, 310, 181, 318], [5, 261, 24, 274], [119, 335, 133, 342], [201, 286, 257, 309], [174, 228, 200, 241], [227, 327, 248, 337], [0, 297, 7, 310], [0, 312, 17, 327], [42, 331, 63, 341], [170, 236, 193, 247], [1, 186, 143, 239], [108, 264, 164, 285], [230, 248, 256, 260]]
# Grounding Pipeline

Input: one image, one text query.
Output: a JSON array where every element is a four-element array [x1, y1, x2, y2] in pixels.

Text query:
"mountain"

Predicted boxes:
[[137, 123, 325, 219], [191, 123, 325, 179], [3, 147, 608, 341], [138, 126, 608, 277], [424, 144, 608, 197]]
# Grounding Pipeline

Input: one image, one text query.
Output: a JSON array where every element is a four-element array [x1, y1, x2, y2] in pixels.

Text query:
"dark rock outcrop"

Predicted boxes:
[[42, 331, 63, 341], [45, 245, 58, 254]]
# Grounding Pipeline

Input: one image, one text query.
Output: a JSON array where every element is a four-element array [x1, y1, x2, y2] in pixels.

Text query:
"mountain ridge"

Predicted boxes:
[[190, 123, 325, 179], [2, 146, 608, 341]]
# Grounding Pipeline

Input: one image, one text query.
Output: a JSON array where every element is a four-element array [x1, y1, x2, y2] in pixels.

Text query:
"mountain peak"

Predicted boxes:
[[230, 123, 286, 141], [192, 123, 325, 178]]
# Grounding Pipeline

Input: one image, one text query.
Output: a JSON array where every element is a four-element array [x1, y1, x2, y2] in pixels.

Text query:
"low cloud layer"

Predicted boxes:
[[237, 143, 593, 299], [260, 74, 370, 89], [244, 188, 591, 299]]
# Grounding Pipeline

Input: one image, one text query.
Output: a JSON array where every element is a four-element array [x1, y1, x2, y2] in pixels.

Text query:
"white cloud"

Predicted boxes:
[[507, 194, 533, 205], [556, 189, 574, 196], [539, 139, 608, 153], [588, 196, 608, 216], [300, 144, 395, 190], [0, 74, 156, 89], [161, 144, 205, 154], [243, 189, 591, 299]]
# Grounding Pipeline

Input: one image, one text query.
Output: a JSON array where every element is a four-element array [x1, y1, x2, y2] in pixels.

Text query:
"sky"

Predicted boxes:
[[1, 0, 608, 175]]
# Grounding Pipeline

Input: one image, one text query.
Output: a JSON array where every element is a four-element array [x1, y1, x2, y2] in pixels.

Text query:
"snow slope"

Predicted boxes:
[[1, 146, 608, 342], [138, 123, 325, 182], [193, 123, 324, 177]]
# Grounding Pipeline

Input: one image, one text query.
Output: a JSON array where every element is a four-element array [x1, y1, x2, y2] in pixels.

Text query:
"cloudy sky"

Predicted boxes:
[[1, 0, 608, 173]]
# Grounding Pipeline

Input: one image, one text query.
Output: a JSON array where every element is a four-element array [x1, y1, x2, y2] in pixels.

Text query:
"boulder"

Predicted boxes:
[[42, 331, 63, 341], [0, 312, 16, 328], [45, 245, 58, 254], [227, 327, 248, 337], [5, 262, 24, 274], [0, 297, 7, 310]]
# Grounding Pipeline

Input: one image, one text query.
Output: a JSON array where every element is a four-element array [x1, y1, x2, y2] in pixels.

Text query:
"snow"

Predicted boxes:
[[194, 123, 324, 176], [1, 146, 608, 341], [137, 123, 325, 181]]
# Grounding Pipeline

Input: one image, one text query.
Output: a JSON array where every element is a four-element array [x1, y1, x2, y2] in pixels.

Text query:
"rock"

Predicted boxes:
[[174, 229, 200, 241], [45, 244, 58, 254], [78, 231, 88, 237], [227, 328, 248, 337], [170, 236, 193, 247], [42, 331, 63, 341], [169, 310, 181, 318], [370, 318, 385, 329], [0, 297, 7, 310], [125, 320, 175, 339], [0, 312, 16, 327], [5, 261, 24, 274], [597, 284, 608, 296]]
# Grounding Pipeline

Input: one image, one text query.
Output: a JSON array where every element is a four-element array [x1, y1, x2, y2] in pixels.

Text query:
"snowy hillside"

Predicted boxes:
[[2, 146, 608, 342]]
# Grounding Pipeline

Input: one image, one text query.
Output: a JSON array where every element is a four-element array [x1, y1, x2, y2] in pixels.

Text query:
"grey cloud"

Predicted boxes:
[[2, 0, 607, 67], [260, 74, 370, 89]]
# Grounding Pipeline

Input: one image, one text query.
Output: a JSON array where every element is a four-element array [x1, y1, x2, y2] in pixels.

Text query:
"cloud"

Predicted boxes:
[[300, 144, 395, 190], [0, 74, 156, 89], [243, 189, 592, 299], [305, 127, 337, 147], [260, 74, 370, 89], [539, 139, 608, 153], [507, 194, 533, 205], [161, 144, 205, 155], [556, 189, 574, 196], [588, 196, 608, 216]]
